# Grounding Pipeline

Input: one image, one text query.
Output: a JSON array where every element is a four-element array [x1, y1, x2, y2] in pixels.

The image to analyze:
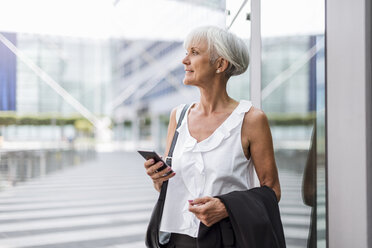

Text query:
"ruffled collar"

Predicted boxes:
[[177, 100, 252, 153]]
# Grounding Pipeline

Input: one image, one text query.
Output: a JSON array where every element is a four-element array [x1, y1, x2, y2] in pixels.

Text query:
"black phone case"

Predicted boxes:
[[137, 150, 173, 174]]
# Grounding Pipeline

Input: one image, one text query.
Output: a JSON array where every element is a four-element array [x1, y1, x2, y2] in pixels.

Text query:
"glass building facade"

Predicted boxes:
[[0, 33, 112, 141], [15, 34, 111, 115], [0, 32, 17, 111]]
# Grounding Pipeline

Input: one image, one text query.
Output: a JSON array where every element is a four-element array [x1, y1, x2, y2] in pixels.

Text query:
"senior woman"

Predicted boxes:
[[144, 26, 282, 248]]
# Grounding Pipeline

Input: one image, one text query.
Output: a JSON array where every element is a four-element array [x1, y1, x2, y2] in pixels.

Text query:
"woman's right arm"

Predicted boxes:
[[144, 107, 178, 192]]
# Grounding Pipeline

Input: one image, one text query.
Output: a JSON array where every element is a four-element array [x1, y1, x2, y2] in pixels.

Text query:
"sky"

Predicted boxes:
[[0, 0, 324, 40]]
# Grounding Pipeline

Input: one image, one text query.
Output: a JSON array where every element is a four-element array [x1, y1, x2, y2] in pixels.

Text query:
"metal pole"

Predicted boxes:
[[250, 0, 261, 109]]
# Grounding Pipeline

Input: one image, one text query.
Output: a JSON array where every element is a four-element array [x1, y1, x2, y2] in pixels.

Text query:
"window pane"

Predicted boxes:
[[225, 0, 251, 100], [261, 0, 326, 247]]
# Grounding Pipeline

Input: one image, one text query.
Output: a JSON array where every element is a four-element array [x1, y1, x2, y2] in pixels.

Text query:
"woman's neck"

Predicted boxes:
[[197, 86, 236, 114]]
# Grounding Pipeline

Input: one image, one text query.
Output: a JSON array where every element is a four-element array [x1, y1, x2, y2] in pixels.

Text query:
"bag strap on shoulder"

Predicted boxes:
[[160, 104, 189, 200], [165, 104, 189, 167]]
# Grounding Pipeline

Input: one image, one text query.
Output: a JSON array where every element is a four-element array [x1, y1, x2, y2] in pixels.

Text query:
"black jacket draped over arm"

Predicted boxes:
[[197, 186, 286, 248]]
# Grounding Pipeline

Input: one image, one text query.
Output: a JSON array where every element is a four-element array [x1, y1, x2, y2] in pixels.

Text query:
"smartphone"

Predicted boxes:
[[137, 150, 174, 176]]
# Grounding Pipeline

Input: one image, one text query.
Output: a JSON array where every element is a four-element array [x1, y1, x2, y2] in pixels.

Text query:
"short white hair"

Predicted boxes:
[[184, 26, 249, 77]]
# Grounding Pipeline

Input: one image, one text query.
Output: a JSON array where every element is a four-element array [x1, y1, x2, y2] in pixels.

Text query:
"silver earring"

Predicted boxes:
[[216, 69, 220, 73]]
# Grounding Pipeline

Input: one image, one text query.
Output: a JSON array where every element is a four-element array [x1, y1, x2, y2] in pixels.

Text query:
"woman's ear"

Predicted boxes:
[[216, 58, 229, 73]]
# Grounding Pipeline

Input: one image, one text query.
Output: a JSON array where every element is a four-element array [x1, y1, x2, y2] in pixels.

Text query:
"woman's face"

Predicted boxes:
[[182, 40, 216, 86]]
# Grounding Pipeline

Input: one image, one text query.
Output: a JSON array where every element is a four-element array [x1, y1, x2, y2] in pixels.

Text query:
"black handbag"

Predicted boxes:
[[145, 104, 189, 248]]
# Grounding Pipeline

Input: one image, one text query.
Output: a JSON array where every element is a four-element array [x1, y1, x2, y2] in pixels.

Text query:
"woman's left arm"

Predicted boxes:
[[244, 107, 281, 201]]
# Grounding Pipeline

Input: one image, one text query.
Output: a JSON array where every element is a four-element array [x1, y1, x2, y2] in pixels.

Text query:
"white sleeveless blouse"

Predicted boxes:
[[160, 100, 256, 238]]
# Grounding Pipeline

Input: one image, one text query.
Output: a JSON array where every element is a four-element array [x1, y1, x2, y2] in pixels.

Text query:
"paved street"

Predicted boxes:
[[0, 152, 324, 248]]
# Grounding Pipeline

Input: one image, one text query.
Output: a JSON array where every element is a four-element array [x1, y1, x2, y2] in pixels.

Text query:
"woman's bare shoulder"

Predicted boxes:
[[169, 107, 178, 128], [241, 106, 271, 141], [168, 104, 187, 131], [243, 106, 269, 127], [164, 106, 182, 157]]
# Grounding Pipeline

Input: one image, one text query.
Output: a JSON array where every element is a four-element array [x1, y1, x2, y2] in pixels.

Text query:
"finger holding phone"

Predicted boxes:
[[140, 151, 176, 192]]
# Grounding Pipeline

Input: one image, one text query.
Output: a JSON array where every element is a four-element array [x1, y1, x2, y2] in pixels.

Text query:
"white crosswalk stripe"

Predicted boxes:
[[0, 203, 154, 220], [0, 224, 148, 248], [0, 152, 326, 248], [0, 212, 151, 232]]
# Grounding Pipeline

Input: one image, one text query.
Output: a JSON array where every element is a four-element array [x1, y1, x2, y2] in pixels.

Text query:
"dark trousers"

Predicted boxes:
[[165, 218, 236, 248], [166, 233, 197, 248]]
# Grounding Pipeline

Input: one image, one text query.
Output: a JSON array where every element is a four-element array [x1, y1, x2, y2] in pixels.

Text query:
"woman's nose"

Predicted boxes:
[[182, 55, 190, 65]]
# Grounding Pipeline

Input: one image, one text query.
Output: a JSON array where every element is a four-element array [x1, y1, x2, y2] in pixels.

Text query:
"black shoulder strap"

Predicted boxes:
[[160, 104, 189, 200], [165, 104, 189, 167]]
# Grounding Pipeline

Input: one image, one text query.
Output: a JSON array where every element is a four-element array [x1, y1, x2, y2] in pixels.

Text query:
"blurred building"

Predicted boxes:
[[0, 32, 17, 111], [0, 32, 113, 141], [1, 32, 324, 118], [262, 35, 325, 113], [15, 34, 112, 116]]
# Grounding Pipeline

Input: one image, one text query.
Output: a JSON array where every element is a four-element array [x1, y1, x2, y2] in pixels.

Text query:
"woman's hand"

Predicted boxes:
[[144, 159, 175, 192], [188, 196, 228, 227]]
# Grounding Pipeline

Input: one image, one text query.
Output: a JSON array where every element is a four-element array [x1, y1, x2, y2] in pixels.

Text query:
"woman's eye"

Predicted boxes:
[[192, 51, 198, 55]]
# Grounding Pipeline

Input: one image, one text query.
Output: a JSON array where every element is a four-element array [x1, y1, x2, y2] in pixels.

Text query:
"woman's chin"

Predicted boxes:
[[183, 78, 194, 85]]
